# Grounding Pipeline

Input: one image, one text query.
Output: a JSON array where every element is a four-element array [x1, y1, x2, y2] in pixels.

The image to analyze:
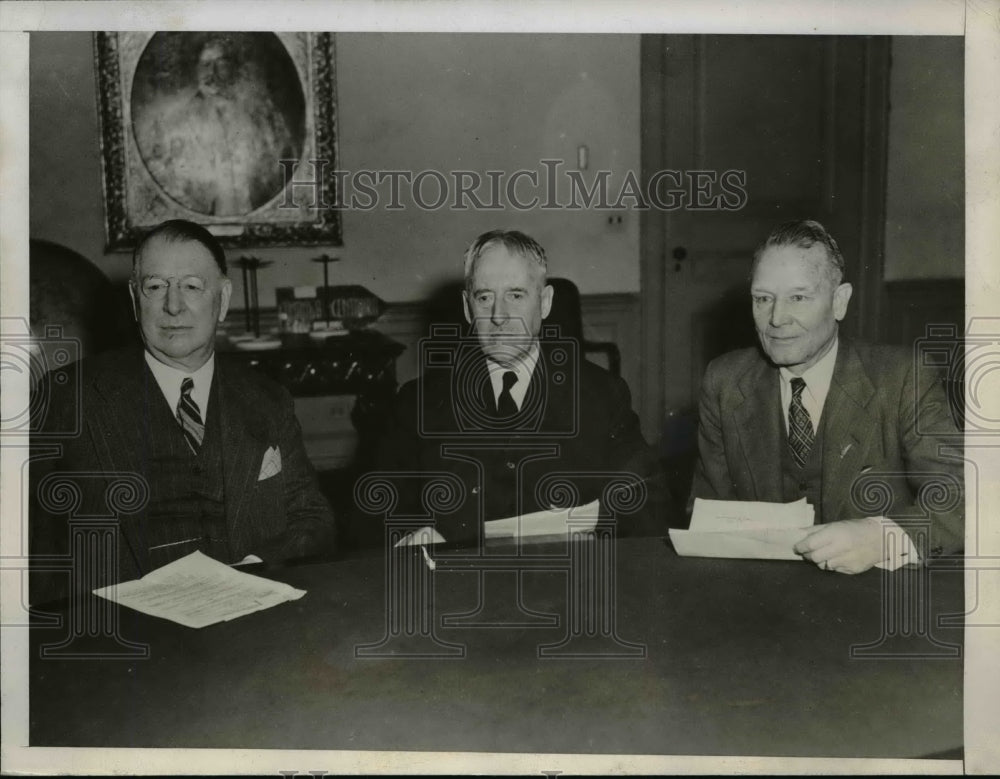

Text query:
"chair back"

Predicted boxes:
[[29, 239, 133, 364], [419, 276, 620, 375]]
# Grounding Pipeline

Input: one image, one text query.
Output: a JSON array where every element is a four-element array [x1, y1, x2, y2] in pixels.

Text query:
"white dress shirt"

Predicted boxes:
[[778, 338, 838, 434], [486, 343, 540, 411], [144, 351, 215, 422], [777, 338, 918, 570]]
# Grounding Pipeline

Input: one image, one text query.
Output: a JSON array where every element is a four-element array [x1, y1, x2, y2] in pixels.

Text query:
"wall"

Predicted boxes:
[[29, 32, 641, 305], [883, 36, 964, 280]]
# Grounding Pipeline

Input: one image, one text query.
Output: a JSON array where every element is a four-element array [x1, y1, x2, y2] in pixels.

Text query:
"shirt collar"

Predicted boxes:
[[144, 351, 215, 420], [487, 342, 540, 405], [779, 337, 838, 399]]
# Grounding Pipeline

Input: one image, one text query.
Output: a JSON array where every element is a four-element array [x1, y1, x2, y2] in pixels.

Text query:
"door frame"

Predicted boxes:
[[638, 34, 891, 445]]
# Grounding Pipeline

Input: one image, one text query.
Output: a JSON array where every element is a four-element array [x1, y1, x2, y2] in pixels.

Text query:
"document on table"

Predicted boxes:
[[394, 527, 447, 547], [484, 499, 601, 540], [92, 551, 306, 629], [668, 497, 814, 561], [392, 499, 602, 547]]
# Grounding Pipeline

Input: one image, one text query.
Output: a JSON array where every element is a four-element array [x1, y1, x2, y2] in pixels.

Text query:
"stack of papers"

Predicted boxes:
[[484, 499, 600, 540], [93, 551, 307, 628], [393, 499, 602, 547], [668, 497, 814, 560]]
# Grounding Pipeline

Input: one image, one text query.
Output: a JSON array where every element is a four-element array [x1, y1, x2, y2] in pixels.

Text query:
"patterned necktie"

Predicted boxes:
[[496, 371, 519, 416], [177, 377, 205, 454], [788, 377, 814, 468]]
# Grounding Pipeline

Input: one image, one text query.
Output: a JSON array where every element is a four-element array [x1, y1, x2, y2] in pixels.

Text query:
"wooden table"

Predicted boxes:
[[29, 537, 963, 758]]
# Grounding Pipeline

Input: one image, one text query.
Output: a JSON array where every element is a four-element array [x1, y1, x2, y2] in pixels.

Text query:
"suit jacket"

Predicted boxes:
[[30, 348, 336, 603], [690, 339, 964, 556], [371, 340, 670, 546]]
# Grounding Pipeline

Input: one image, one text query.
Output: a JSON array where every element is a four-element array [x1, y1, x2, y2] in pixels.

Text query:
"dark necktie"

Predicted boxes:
[[496, 371, 519, 417], [788, 377, 814, 468], [177, 377, 205, 454]]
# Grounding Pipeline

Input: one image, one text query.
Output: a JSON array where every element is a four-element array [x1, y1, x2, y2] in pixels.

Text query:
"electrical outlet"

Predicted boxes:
[[605, 211, 626, 231]]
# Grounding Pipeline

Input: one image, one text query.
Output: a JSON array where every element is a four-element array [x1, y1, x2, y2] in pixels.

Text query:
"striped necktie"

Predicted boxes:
[[788, 377, 814, 468], [177, 377, 205, 454]]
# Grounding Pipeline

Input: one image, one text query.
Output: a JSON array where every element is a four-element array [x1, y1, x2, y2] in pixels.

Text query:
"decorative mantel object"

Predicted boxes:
[[311, 253, 340, 328], [232, 256, 273, 339], [94, 31, 341, 250], [275, 287, 325, 335], [322, 285, 387, 331]]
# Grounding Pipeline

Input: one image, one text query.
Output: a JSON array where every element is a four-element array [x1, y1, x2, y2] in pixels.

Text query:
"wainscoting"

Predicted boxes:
[[223, 292, 642, 396], [221, 292, 643, 471], [370, 292, 641, 388]]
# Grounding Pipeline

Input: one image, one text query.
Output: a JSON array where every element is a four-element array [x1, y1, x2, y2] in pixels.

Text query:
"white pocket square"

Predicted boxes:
[[258, 446, 282, 481]]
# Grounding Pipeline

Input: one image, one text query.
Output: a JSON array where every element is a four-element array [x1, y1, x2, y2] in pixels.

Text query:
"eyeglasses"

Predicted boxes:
[[136, 276, 209, 302]]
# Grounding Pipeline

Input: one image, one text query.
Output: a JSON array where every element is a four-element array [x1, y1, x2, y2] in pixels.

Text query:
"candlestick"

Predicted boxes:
[[233, 256, 274, 338], [312, 254, 340, 326]]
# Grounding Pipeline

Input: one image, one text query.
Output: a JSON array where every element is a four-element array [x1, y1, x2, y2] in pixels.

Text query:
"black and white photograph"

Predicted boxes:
[[2, 0, 998, 775]]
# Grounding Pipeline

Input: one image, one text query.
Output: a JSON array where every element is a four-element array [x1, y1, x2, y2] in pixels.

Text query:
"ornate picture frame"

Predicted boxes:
[[94, 31, 341, 250]]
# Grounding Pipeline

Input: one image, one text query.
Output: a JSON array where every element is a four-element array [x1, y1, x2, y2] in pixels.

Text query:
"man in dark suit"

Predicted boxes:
[[690, 220, 963, 574], [30, 220, 336, 604], [373, 229, 668, 546]]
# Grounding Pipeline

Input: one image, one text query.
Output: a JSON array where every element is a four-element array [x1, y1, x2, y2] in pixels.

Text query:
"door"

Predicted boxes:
[[639, 35, 890, 443]]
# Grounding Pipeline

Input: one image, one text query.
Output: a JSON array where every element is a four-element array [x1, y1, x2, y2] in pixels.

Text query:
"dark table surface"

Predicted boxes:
[[30, 537, 963, 757]]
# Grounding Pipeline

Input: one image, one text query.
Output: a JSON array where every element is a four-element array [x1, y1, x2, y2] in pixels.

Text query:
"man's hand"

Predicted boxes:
[[793, 518, 884, 574]]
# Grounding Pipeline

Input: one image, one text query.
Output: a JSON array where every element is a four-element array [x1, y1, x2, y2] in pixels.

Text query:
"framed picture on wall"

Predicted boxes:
[[94, 31, 341, 250]]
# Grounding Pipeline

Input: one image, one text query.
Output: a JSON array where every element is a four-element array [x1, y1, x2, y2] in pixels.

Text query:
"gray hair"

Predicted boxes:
[[133, 219, 228, 278], [751, 219, 845, 286], [463, 229, 547, 288]]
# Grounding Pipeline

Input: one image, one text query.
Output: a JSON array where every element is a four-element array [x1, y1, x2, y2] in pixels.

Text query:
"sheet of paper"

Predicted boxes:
[[93, 550, 306, 629], [393, 527, 447, 547], [689, 496, 814, 531], [485, 499, 601, 540], [391, 500, 601, 548], [670, 497, 815, 561], [669, 527, 813, 560]]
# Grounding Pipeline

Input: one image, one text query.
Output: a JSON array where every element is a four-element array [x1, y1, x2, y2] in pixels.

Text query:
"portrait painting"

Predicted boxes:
[[95, 31, 341, 249]]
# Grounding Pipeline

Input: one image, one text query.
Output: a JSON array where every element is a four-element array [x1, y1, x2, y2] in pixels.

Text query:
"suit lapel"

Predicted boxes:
[[455, 345, 495, 425], [86, 350, 156, 470], [820, 341, 877, 522], [523, 349, 548, 431], [523, 343, 567, 442], [88, 349, 171, 571], [477, 356, 499, 417], [732, 355, 783, 501], [215, 359, 269, 543]]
